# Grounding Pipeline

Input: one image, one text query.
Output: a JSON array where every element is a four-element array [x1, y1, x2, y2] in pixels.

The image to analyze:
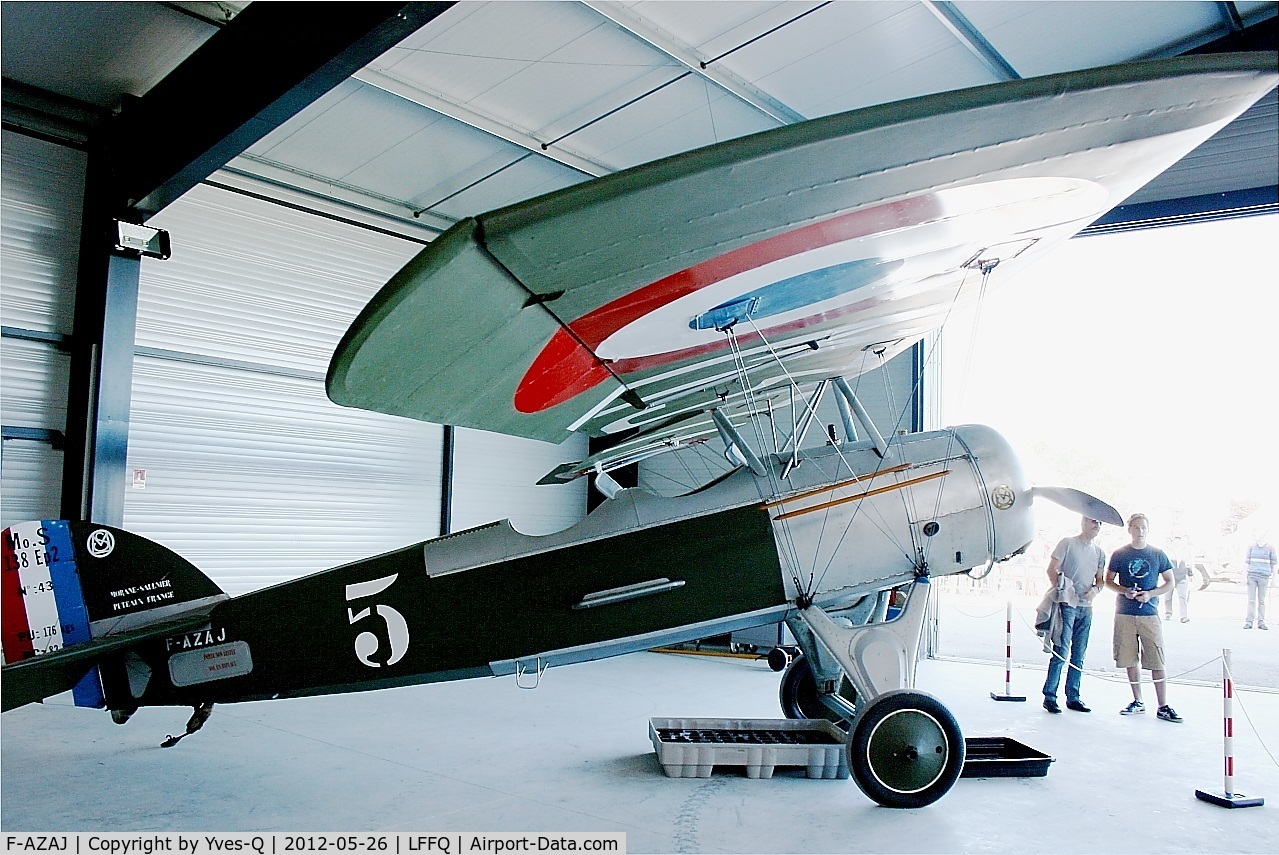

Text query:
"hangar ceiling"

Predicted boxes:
[[2, 1, 1276, 241]]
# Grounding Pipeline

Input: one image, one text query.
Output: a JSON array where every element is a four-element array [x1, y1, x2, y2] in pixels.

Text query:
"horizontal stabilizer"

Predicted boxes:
[[1030, 487, 1123, 526], [1, 610, 213, 712]]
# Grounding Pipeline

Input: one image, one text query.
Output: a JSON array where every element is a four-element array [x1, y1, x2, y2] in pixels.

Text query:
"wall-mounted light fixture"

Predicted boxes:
[[114, 220, 171, 259]]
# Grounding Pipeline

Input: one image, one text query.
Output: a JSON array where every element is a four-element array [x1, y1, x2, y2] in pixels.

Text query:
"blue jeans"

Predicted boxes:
[[1246, 574, 1269, 624], [1043, 604, 1092, 703]]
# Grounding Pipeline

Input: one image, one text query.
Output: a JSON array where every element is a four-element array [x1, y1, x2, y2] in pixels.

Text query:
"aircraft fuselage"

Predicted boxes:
[[95, 423, 1031, 710]]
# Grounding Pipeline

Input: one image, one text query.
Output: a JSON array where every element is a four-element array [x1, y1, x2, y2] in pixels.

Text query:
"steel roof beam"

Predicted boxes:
[[1218, 1, 1246, 33], [580, 0, 807, 125], [113, 2, 455, 219], [922, 1, 1020, 82]]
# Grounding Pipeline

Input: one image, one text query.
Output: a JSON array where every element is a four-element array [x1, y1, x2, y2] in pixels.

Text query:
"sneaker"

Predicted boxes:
[[1261, 623, 1269, 631], [1043, 698, 1062, 714], [1066, 701, 1091, 713], [1163, 613, 1171, 621], [1244, 623, 1253, 630], [1181, 617, 1190, 623], [1121, 700, 1145, 715], [1157, 705, 1183, 723]]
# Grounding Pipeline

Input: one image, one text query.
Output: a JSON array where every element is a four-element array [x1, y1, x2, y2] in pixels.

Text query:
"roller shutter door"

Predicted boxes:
[[129, 184, 584, 594], [0, 130, 84, 528]]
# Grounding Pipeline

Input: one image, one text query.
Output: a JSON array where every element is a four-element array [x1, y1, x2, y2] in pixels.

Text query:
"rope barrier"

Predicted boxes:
[[974, 602, 1279, 780]]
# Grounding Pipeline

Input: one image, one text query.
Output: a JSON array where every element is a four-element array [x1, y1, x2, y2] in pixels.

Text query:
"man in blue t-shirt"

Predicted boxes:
[[1106, 513, 1182, 722]]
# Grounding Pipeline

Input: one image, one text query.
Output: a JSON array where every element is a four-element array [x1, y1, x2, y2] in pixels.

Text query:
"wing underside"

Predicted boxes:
[[327, 54, 1278, 446]]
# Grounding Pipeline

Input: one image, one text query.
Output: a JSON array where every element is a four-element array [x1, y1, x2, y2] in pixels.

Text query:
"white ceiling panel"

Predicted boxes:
[[627, 0, 828, 67], [562, 74, 777, 169], [244, 82, 448, 188], [710, 1, 999, 117], [376, 1, 612, 105], [375, 1, 659, 140], [336, 100, 528, 210], [3, 0, 1272, 239], [957, 1, 1230, 78], [431, 154, 585, 219]]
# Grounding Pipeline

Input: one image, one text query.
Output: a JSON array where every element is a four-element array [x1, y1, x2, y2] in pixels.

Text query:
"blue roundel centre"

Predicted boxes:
[[690, 258, 896, 331]]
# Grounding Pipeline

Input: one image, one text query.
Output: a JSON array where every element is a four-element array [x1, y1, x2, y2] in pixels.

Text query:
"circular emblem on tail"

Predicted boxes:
[[86, 528, 116, 558], [991, 485, 1016, 511]]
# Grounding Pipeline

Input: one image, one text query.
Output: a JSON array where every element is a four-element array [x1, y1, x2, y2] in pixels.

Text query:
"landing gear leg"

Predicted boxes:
[[787, 578, 965, 808], [778, 653, 856, 724]]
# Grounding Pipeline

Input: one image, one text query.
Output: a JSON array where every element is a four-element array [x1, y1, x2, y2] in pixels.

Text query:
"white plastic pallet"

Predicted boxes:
[[650, 717, 849, 780]]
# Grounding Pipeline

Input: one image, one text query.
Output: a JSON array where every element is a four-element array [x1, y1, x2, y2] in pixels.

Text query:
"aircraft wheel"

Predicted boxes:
[[846, 690, 964, 809], [766, 645, 799, 672], [779, 655, 855, 724]]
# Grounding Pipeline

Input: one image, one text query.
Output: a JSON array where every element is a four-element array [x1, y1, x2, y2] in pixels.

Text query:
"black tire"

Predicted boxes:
[[766, 646, 793, 672], [846, 689, 965, 809], [779, 654, 856, 724]]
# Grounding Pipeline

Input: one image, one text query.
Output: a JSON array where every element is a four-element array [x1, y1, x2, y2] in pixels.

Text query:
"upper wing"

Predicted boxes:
[[327, 53, 1277, 444]]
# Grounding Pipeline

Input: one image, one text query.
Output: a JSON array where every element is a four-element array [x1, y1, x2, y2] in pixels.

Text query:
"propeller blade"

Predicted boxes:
[[1030, 487, 1123, 526]]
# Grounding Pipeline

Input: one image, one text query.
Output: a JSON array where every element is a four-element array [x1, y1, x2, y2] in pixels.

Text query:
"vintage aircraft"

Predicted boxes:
[[3, 52, 1275, 809]]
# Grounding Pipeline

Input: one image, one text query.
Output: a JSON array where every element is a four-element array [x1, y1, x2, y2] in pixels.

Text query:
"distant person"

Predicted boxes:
[[1243, 534, 1276, 630], [1040, 516, 1107, 714], [1107, 513, 1182, 722], [1163, 537, 1192, 623]]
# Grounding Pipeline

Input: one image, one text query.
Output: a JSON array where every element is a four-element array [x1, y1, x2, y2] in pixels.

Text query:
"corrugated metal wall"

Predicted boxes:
[[0, 130, 83, 527], [128, 183, 585, 595], [451, 427, 588, 535]]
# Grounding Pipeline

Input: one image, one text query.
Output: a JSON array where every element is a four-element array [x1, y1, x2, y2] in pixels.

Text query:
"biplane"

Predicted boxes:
[[3, 52, 1275, 808]]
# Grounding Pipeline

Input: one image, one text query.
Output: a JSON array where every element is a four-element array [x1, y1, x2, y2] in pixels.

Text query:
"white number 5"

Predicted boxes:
[[345, 574, 410, 668]]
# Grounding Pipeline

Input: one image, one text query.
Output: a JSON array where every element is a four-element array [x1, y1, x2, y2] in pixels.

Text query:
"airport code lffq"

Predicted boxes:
[[2, 835, 625, 855]]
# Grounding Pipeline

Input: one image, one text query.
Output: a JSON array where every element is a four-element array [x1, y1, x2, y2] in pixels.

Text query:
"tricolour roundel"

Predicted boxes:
[[513, 177, 1107, 414]]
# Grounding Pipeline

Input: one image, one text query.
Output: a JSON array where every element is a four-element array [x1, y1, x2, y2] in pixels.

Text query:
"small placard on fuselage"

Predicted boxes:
[[168, 641, 253, 686]]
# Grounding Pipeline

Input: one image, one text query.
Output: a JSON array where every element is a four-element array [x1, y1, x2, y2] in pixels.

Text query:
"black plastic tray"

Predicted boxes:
[[961, 737, 1054, 778]]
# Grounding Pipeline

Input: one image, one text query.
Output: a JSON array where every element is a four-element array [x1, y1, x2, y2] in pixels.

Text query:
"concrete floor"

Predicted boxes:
[[3, 651, 1277, 853]]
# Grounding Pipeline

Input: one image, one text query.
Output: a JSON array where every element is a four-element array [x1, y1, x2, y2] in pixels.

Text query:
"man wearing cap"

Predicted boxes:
[[1107, 513, 1182, 722], [1041, 516, 1108, 714]]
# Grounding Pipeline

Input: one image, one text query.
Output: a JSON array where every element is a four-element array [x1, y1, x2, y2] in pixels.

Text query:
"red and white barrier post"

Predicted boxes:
[[1196, 648, 1263, 808], [991, 601, 1026, 702]]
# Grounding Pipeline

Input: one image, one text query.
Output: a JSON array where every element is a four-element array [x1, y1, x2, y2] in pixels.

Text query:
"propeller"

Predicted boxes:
[[1030, 486, 1123, 526]]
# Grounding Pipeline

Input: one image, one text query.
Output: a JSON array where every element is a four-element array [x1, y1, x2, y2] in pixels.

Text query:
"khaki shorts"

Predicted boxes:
[[1113, 613, 1166, 670]]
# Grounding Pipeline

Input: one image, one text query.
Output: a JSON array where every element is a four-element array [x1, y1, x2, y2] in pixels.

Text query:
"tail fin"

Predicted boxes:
[[2, 521, 226, 710]]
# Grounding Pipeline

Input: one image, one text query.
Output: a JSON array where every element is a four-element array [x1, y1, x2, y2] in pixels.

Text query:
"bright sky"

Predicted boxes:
[[941, 214, 1279, 550]]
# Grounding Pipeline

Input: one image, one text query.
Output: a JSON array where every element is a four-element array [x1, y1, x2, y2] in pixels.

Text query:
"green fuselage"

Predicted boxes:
[[111, 505, 786, 708]]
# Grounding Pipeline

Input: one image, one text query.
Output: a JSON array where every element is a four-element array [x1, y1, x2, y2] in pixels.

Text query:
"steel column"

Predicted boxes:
[[61, 145, 141, 525]]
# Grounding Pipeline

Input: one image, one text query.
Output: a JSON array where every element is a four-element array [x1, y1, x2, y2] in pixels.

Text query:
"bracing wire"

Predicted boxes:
[[734, 318, 918, 593], [708, 257, 997, 604], [808, 265, 993, 595], [919, 263, 996, 573]]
